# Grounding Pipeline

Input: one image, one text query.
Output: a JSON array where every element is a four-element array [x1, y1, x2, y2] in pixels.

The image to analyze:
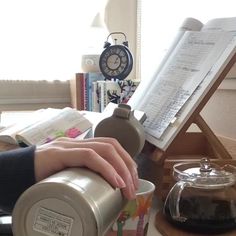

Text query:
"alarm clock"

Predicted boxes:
[[99, 32, 133, 80]]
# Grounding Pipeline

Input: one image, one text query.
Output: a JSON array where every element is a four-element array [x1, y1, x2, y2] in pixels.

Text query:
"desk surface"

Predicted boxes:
[[1, 135, 236, 236], [147, 198, 162, 236], [148, 197, 236, 236], [0, 142, 18, 151]]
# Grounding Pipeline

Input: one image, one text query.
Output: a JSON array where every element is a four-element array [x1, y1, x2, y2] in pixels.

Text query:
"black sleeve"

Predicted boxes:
[[0, 146, 36, 213]]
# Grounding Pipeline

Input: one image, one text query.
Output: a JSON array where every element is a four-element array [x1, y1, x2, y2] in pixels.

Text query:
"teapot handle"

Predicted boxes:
[[165, 180, 192, 222]]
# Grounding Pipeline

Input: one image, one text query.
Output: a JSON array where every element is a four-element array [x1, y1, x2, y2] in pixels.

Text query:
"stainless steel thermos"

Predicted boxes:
[[12, 168, 127, 236]]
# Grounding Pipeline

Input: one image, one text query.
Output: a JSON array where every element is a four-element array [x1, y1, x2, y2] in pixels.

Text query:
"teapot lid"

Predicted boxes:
[[173, 158, 236, 189]]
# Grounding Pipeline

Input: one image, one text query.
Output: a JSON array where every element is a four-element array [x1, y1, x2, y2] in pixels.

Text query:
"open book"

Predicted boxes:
[[0, 107, 92, 146], [128, 17, 236, 151]]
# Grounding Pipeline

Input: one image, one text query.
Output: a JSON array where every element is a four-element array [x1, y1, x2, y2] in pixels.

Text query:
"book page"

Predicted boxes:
[[16, 107, 92, 146], [130, 30, 235, 148], [0, 109, 57, 144], [153, 36, 236, 150], [202, 17, 236, 33], [202, 17, 236, 79], [129, 17, 203, 108]]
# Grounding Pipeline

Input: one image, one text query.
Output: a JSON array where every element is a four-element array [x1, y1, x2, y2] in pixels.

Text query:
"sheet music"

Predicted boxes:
[[129, 18, 203, 110], [202, 17, 236, 33], [138, 31, 234, 139]]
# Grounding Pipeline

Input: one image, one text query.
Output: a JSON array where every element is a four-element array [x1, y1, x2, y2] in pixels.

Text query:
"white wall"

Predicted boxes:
[[201, 85, 236, 139]]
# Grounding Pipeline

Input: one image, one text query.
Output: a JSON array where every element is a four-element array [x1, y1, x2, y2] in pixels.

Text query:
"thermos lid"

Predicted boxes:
[[94, 103, 146, 158]]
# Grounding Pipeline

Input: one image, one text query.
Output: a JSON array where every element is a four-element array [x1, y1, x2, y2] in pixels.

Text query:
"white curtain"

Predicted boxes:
[[0, 0, 109, 110], [0, 0, 108, 81], [140, 0, 236, 80]]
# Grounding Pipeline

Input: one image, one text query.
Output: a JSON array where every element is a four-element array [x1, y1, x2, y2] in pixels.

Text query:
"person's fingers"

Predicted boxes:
[[84, 137, 139, 190], [60, 148, 126, 185], [83, 137, 137, 167], [35, 146, 136, 200], [57, 141, 137, 199], [51, 137, 139, 190], [62, 148, 136, 199]]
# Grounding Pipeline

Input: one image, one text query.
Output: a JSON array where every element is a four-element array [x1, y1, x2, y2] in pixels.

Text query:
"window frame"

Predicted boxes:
[[0, 80, 71, 111], [0, 0, 139, 111]]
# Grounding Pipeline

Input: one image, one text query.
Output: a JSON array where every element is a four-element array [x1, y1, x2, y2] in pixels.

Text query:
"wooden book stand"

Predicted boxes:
[[150, 50, 236, 164], [137, 48, 236, 199]]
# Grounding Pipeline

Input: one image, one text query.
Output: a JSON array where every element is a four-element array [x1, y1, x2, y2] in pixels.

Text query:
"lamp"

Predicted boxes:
[[81, 12, 110, 73]]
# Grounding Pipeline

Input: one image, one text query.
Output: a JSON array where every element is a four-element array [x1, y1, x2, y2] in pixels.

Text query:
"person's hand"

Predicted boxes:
[[34, 137, 139, 200]]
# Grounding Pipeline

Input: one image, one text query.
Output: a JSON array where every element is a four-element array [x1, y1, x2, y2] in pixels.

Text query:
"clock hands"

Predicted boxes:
[[114, 55, 120, 65], [107, 55, 121, 70]]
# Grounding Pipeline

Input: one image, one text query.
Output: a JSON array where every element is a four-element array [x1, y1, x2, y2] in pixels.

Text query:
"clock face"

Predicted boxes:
[[99, 44, 133, 80]]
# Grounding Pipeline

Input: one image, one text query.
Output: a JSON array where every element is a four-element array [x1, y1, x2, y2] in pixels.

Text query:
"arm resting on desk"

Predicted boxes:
[[0, 146, 36, 213]]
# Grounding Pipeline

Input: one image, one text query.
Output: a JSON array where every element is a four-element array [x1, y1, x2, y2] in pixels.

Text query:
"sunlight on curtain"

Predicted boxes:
[[0, 0, 107, 80], [141, 0, 236, 80]]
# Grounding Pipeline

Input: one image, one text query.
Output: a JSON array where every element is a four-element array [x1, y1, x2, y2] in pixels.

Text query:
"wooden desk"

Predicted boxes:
[[0, 135, 236, 236], [155, 211, 236, 236], [0, 142, 18, 151], [148, 199, 236, 236]]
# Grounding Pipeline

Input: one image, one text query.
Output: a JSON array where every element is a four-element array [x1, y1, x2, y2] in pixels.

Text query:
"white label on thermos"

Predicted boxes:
[[33, 207, 74, 236]]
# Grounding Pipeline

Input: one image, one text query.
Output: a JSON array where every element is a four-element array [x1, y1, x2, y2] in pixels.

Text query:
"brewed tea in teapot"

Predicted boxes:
[[163, 158, 236, 234]]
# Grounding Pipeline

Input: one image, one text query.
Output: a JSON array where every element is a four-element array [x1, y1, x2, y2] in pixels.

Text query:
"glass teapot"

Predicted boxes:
[[163, 158, 236, 234]]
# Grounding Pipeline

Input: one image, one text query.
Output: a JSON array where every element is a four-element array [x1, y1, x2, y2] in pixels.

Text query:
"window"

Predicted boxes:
[[3, 1, 235, 113], [0, 0, 112, 110], [140, 0, 236, 81]]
